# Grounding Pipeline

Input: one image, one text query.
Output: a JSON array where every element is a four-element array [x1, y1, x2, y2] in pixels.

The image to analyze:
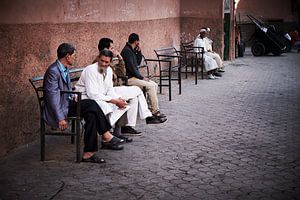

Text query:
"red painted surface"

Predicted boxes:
[[0, 0, 237, 156], [236, 0, 298, 23], [180, 0, 226, 58], [0, 0, 181, 157], [0, 0, 180, 24]]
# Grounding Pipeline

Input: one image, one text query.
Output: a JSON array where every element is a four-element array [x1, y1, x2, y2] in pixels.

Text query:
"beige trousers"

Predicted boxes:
[[128, 77, 159, 112], [206, 52, 224, 69]]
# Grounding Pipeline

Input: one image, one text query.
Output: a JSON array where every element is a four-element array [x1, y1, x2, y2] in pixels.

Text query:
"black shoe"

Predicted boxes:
[[121, 126, 142, 136], [214, 72, 222, 77], [115, 134, 133, 143], [112, 135, 125, 144], [82, 154, 106, 163], [218, 69, 225, 73], [101, 137, 124, 150], [152, 111, 167, 119], [146, 116, 167, 124]]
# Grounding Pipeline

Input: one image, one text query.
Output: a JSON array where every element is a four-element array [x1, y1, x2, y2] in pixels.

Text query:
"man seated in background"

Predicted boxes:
[[121, 33, 167, 119], [194, 28, 219, 79], [204, 27, 225, 72], [43, 43, 123, 164]]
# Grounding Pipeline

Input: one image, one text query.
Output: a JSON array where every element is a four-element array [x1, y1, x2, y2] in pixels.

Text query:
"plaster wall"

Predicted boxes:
[[180, 0, 225, 58], [0, 0, 180, 24], [0, 0, 180, 157], [236, 0, 297, 23]]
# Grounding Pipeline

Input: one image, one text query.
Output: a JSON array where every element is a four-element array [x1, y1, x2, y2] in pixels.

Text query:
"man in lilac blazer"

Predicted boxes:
[[43, 43, 123, 163]]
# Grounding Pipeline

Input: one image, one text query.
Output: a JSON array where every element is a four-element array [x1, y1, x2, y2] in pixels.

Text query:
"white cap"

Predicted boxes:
[[200, 28, 207, 33]]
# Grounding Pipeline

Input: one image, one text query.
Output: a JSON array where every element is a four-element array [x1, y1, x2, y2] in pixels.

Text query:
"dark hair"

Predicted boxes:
[[57, 43, 76, 59], [99, 49, 113, 61], [128, 33, 139, 44], [98, 38, 113, 52]]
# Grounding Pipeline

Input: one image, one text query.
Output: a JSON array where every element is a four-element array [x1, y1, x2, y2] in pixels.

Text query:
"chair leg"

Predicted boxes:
[[185, 64, 188, 79], [41, 121, 45, 161], [169, 66, 172, 101], [71, 120, 75, 144], [195, 58, 198, 85], [159, 70, 162, 94], [142, 86, 147, 98], [201, 61, 204, 80], [76, 120, 81, 163], [179, 66, 182, 95]]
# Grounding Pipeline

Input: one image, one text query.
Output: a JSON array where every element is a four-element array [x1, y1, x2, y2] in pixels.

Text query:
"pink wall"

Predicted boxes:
[[180, 0, 227, 59], [236, 0, 298, 23], [0, 0, 181, 157], [0, 0, 180, 24], [0, 0, 238, 157]]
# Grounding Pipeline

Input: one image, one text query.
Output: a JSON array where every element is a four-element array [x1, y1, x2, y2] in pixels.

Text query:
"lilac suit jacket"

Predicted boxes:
[[43, 60, 71, 128]]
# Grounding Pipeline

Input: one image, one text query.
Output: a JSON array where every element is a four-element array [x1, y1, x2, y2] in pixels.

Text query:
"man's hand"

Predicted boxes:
[[72, 94, 78, 102], [58, 119, 68, 131], [135, 46, 141, 52], [113, 50, 123, 60], [110, 98, 128, 109], [143, 77, 149, 81]]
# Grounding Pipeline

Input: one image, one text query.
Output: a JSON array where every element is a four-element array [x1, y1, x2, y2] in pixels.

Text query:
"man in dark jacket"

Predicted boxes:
[[43, 43, 123, 163], [121, 33, 167, 119]]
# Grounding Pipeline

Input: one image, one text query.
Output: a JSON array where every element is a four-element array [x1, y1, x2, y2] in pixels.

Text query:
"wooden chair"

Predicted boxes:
[[29, 68, 84, 162]]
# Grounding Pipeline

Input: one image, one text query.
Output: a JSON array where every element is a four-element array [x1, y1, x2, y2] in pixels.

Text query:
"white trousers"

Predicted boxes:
[[206, 52, 223, 69], [203, 54, 218, 72], [114, 86, 152, 127]]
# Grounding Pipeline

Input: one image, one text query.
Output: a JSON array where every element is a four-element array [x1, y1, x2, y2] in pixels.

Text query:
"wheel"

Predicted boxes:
[[238, 42, 245, 57], [251, 42, 266, 56]]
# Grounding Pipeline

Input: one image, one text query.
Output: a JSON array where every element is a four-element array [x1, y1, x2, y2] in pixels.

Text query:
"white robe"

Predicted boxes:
[[75, 63, 120, 115], [75, 62, 152, 126], [194, 37, 218, 72], [204, 37, 223, 68]]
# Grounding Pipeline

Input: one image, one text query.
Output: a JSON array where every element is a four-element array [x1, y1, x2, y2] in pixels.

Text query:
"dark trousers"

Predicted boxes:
[[68, 99, 111, 152]]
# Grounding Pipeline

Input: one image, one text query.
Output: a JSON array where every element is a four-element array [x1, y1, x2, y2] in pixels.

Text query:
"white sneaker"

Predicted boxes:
[[208, 74, 215, 79], [213, 75, 219, 79]]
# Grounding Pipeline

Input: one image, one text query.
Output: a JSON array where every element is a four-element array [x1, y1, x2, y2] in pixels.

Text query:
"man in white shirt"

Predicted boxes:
[[194, 28, 219, 79], [205, 27, 225, 72], [76, 50, 165, 141]]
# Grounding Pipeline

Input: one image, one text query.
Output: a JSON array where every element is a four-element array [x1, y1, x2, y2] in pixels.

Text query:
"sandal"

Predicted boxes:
[[82, 154, 106, 163]]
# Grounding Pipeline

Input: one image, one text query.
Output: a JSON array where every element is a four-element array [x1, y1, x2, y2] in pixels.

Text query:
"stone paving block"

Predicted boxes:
[[1, 50, 300, 199]]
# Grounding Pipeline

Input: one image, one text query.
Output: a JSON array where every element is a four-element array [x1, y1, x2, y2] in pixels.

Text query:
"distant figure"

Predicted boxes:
[[194, 28, 219, 79], [205, 27, 225, 72]]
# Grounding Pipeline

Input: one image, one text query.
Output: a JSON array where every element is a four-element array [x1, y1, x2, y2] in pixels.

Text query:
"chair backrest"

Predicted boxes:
[[29, 75, 45, 115], [154, 47, 179, 61], [69, 67, 84, 89], [181, 41, 194, 51], [29, 67, 84, 114], [137, 55, 150, 76]]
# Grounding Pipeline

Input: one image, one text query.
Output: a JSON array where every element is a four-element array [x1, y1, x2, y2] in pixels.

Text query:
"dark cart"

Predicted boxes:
[[247, 15, 287, 56]]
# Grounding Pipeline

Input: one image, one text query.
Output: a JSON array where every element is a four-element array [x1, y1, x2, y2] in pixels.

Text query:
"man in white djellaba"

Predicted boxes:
[[204, 27, 225, 72], [75, 50, 165, 144], [194, 28, 219, 79]]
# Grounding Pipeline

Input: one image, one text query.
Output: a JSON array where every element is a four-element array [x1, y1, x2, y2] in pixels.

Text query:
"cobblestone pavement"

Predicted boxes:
[[1, 49, 300, 200]]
